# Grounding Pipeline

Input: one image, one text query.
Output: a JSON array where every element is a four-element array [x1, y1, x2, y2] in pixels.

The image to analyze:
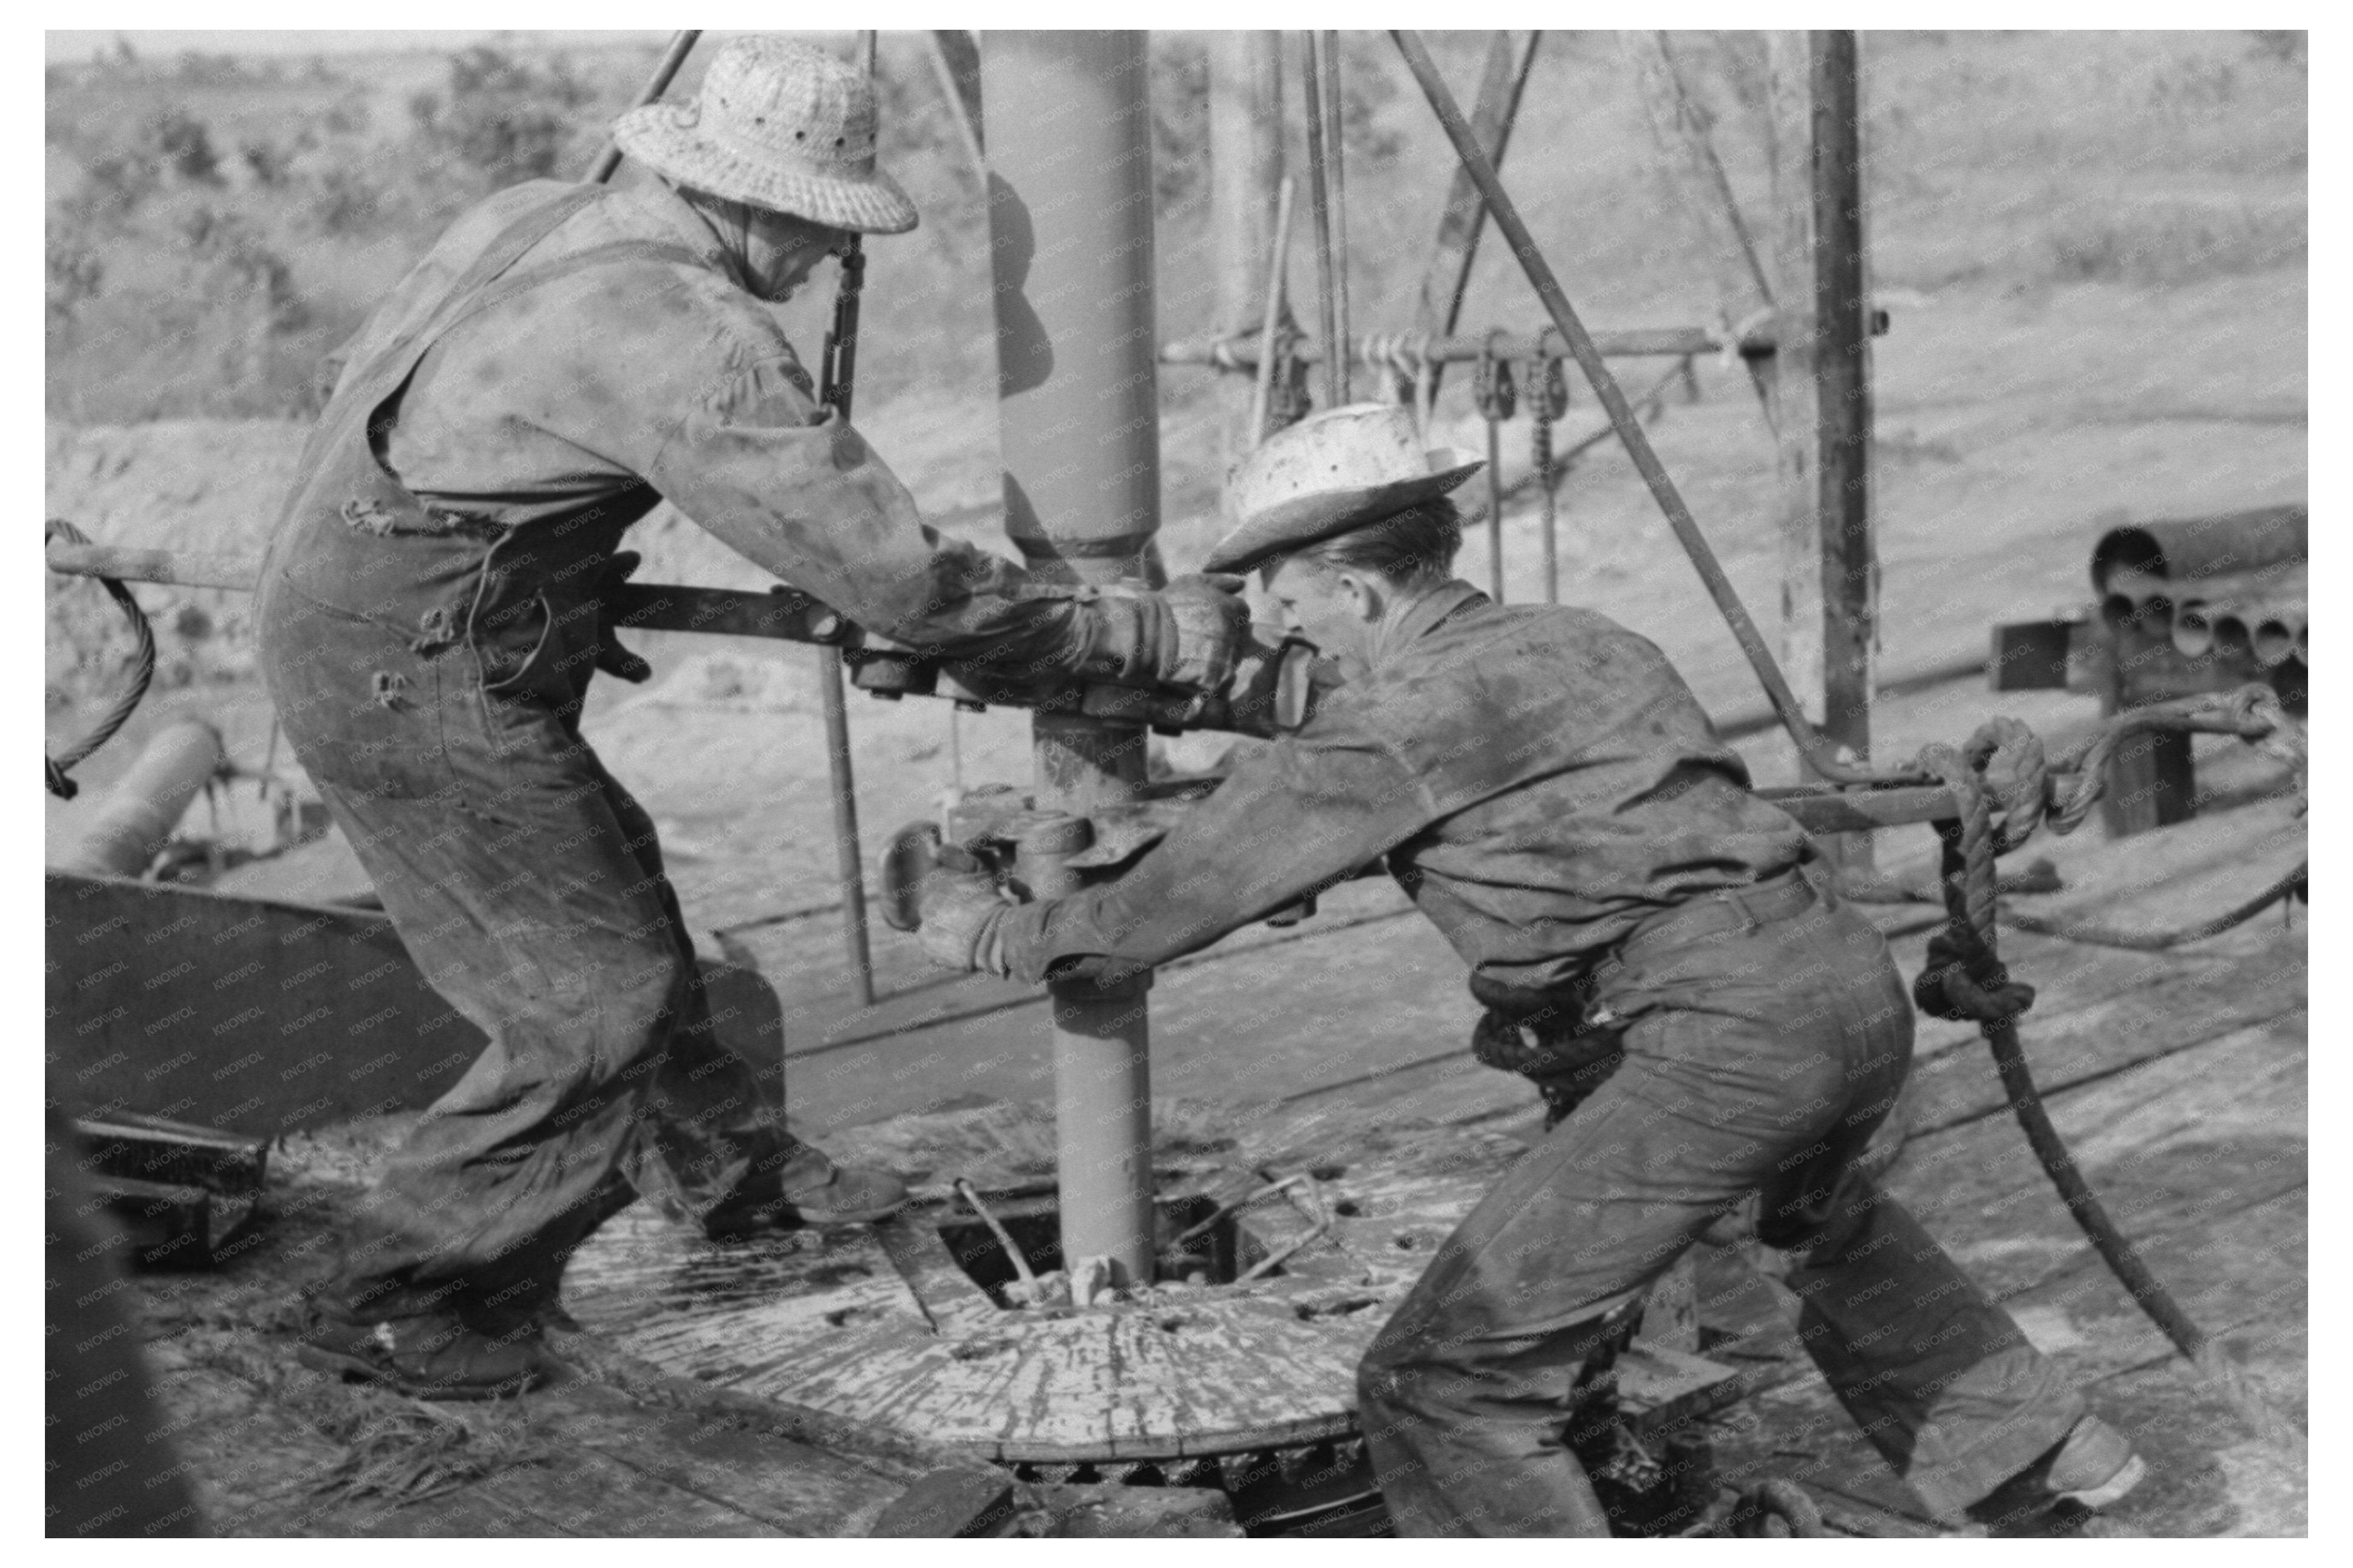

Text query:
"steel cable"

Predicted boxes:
[[46, 518, 157, 801]]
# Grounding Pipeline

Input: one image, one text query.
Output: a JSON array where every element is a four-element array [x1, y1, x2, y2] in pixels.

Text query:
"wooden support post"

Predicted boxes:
[[1410, 31, 1542, 400], [1766, 32, 1877, 866], [2097, 627, 2199, 839], [1812, 33, 1876, 865], [1208, 32, 1285, 465]]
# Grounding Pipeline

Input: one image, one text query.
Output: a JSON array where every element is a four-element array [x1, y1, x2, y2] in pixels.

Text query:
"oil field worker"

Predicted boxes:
[[914, 403, 2145, 1535], [255, 34, 1248, 1401]]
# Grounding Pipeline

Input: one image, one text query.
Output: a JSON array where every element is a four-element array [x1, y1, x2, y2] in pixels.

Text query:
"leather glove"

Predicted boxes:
[[915, 862, 1015, 976], [592, 551, 655, 684], [1149, 573, 1251, 693], [1055, 574, 1251, 694]]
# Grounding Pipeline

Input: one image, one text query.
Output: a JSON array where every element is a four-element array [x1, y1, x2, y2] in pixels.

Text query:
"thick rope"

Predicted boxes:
[[2047, 684, 2306, 836], [1912, 728, 2305, 1456], [1732, 1478, 1832, 1538], [46, 517, 157, 801]]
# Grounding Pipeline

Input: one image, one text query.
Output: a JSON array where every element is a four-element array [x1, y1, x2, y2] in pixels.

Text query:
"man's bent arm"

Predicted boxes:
[[646, 355, 1155, 684], [994, 711, 1437, 986]]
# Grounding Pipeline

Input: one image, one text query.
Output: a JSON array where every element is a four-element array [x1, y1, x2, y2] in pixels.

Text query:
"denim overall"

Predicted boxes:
[[257, 185, 818, 1326]]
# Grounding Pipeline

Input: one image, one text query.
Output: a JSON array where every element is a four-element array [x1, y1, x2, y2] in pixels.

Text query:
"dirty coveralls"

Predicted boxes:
[[993, 582, 2089, 1534], [257, 179, 1133, 1328]]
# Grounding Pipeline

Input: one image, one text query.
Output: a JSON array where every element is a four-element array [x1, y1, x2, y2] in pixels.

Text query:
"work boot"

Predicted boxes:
[[1969, 1414, 2146, 1533], [296, 1306, 556, 1402], [704, 1154, 909, 1238]]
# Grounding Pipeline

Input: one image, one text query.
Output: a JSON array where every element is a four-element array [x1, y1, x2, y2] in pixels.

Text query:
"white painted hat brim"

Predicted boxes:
[[1205, 456, 1484, 574]]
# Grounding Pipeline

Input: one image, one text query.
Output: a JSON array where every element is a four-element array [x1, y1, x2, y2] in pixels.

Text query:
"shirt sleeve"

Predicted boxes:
[[641, 347, 1094, 675], [992, 701, 1441, 986]]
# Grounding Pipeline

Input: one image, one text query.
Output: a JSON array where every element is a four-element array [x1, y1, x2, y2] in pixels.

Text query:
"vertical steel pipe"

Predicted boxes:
[[2211, 609, 2253, 663], [981, 31, 1162, 1289], [2172, 601, 2219, 658], [2253, 605, 2301, 668]]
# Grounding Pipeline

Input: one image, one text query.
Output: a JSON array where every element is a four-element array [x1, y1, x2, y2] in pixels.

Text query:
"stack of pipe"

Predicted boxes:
[[2092, 504, 2307, 672]]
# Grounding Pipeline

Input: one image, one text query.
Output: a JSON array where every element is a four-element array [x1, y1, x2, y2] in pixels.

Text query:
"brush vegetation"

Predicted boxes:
[[46, 30, 2306, 426]]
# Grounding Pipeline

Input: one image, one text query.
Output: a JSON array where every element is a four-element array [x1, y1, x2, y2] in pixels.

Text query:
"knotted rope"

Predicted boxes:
[[1910, 705, 2306, 1456], [45, 517, 158, 801]]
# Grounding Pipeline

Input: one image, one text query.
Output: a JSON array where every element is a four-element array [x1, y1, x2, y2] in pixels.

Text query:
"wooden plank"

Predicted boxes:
[[473, 1445, 776, 1536], [1998, 1182, 2305, 1388], [45, 870, 477, 1137], [2068, 1355, 2306, 1536], [1900, 952, 2303, 1136], [1890, 1024, 2305, 1304], [47, 870, 790, 1141], [143, 1358, 559, 1538], [542, 1403, 912, 1537]]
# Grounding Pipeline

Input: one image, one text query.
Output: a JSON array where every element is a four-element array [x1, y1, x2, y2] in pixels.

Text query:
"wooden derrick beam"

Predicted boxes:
[[1766, 30, 1877, 866]]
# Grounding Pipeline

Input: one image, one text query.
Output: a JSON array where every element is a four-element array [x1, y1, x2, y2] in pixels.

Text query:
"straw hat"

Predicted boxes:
[[612, 35, 918, 234], [1206, 403, 1484, 574]]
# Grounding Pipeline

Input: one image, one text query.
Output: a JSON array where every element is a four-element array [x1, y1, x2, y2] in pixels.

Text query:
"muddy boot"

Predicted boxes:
[[297, 1304, 556, 1402], [705, 1152, 909, 1238], [1968, 1414, 2147, 1534]]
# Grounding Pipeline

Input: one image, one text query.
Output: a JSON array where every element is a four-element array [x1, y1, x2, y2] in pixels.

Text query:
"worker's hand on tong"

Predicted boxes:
[[1148, 572, 1252, 693], [913, 851, 1017, 976], [1057, 574, 1250, 696]]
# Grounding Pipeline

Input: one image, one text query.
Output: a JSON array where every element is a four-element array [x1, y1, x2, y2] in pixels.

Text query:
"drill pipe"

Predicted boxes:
[[982, 31, 1164, 1290]]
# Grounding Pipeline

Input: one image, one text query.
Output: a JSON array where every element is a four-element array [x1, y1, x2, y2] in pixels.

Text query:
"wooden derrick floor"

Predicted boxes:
[[725, 770, 2308, 1536], [121, 761, 2304, 1535]]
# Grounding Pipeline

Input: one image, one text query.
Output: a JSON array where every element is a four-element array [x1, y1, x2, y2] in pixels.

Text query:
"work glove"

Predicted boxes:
[[1149, 573, 1252, 693], [592, 550, 655, 684], [914, 858, 1016, 977]]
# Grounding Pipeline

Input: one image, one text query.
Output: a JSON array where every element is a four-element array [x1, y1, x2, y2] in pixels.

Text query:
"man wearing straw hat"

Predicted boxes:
[[258, 34, 1248, 1399], [916, 403, 2143, 1535]]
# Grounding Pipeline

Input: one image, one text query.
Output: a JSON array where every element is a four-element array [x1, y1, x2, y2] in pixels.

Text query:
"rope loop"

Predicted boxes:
[[1911, 740, 2037, 1025], [1961, 714, 2049, 853], [2047, 683, 2304, 835]]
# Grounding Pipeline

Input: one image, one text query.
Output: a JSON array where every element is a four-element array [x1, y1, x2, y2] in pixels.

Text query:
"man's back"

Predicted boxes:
[[1328, 585, 1812, 992], [992, 582, 1812, 995], [334, 178, 808, 539]]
